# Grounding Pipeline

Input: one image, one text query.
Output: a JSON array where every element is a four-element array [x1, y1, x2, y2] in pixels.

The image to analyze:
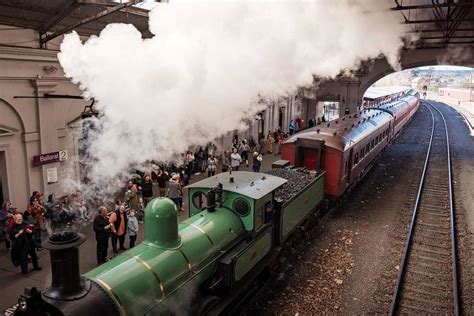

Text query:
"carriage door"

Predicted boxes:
[[302, 147, 318, 170], [347, 148, 353, 184]]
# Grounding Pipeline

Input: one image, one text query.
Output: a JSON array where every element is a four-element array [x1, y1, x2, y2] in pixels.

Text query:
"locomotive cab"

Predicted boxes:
[[186, 171, 287, 236]]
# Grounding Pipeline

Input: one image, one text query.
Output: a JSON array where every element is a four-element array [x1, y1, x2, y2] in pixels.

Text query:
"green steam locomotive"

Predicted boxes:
[[14, 169, 325, 315]]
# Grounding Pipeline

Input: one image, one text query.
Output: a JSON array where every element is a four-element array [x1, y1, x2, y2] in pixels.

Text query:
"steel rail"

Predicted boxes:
[[389, 101, 435, 315], [427, 101, 460, 316], [389, 101, 460, 315]]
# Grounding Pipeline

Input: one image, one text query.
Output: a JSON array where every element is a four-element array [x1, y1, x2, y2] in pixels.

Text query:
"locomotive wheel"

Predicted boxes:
[[197, 295, 219, 316]]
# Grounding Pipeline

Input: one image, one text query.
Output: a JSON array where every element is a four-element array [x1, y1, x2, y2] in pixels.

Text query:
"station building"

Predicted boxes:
[[0, 1, 151, 209]]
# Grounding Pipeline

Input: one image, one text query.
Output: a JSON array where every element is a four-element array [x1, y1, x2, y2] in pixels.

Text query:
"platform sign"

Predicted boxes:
[[33, 150, 68, 166]]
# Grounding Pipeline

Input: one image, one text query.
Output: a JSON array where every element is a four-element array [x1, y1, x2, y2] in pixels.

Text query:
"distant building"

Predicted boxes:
[[438, 88, 474, 102]]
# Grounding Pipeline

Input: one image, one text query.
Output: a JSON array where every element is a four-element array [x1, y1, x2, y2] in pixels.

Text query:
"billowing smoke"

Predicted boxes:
[[58, 0, 412, 198]]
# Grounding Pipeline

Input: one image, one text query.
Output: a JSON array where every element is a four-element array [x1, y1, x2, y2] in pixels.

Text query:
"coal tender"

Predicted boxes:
[[13, 170, 324, 315]]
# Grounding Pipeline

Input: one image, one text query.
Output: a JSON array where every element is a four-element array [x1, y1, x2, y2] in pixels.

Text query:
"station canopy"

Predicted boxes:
[[363, 86, 412, 101], [0, 0, 164, 47]]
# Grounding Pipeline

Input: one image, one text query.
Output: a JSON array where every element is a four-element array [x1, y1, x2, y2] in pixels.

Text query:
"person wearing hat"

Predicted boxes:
[[9, 212, 41, 275], [168, 174, 184, 211], [252, 152, 263, 173]]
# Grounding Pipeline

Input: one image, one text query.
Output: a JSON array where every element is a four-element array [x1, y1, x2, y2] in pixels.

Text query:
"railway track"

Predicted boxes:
[[390, 101, 460, 315]]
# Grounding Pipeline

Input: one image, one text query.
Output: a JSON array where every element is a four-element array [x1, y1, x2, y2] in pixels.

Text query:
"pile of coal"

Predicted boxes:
[[266, 168, 317, 203]]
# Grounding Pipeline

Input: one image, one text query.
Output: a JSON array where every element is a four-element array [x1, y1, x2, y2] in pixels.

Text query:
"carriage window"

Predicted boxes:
[[233, 198, 251, 217], [371, 140, 375, 148], [344, 159, 348, 175], [354, 152, 359, 164], [366, 144, 370, 152]]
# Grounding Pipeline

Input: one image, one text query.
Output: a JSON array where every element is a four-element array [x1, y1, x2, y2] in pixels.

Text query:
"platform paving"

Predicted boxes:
[[0, 152, 282, 312]]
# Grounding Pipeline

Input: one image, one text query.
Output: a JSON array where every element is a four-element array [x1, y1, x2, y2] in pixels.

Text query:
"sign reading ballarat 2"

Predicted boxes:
[[33, 150, 68, 166]]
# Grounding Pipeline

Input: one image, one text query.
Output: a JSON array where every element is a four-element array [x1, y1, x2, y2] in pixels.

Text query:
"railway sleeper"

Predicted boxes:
[[401, 293, 451, 309], [405, 281, 452, 297], [411, 244, 452, 256], [419, 202, 449, 209], [415, 221, 450, 230], [420, 186, 449, 192], [399, 302, 448, 315], [415, 238, 451, 253], [413, 259, 450, 272], [413, 231, 450, 242], [413, 226, 450, 236], [413, 231, 450, 241], [415, 217, 450, 227], [404, 286, 451, 301], [414, 254, 449, 264], [406, 268, 453, 283], [418, 209, 450, 217]]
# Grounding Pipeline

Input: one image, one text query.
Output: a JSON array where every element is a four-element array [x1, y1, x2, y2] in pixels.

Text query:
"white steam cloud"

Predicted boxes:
[[58, 0, 411, 197]]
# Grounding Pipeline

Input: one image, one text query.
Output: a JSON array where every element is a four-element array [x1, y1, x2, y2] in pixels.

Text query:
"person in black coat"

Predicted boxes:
[[93, 206, 111, 265], [140, 174, 154, 207], [9, 213, 41, 275]]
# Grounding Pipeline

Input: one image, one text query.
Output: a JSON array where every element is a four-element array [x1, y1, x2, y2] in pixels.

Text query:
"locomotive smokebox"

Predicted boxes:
[[42, 232, 89, 301]]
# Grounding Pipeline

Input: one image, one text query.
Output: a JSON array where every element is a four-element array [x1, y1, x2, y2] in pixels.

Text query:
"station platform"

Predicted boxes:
[[433, 95, 474, 133]]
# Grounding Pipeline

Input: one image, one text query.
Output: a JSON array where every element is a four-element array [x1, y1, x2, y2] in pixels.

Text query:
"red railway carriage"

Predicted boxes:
[[281, 109, 393, 198]]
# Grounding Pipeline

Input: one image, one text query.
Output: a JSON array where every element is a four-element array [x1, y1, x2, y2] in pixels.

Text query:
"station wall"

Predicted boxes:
[[0, 25, 87, 209]]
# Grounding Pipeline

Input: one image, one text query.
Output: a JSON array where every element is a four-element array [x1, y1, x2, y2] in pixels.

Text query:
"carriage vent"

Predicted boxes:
[[317, 129, 320, 133], [335, 120, 338, 124]]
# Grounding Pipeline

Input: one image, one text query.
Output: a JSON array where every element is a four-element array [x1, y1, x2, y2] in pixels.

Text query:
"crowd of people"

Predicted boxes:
[[0, 190, 92, 275], [1, 131, 308, 272]]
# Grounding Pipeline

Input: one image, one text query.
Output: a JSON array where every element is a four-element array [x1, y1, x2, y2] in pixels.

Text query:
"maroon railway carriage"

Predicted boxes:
[[375, 94, 420, 136], [281, 91, 420, 198], [281, 109, 393, 198]]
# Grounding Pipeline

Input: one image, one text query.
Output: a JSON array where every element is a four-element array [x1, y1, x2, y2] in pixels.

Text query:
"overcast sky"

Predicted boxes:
[[418, 65, 473, 71]]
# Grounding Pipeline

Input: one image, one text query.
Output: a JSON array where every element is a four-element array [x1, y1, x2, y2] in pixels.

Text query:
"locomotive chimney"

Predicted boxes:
[[42, 232, 89, 300]]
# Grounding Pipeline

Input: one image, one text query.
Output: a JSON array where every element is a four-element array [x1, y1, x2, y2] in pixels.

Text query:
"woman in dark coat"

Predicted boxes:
[[10, 213, 41, 275]]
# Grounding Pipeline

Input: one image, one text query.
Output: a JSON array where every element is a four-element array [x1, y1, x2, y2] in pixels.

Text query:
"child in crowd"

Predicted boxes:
[[136, 198, 145, 223], [127, 210, 139, 248]]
